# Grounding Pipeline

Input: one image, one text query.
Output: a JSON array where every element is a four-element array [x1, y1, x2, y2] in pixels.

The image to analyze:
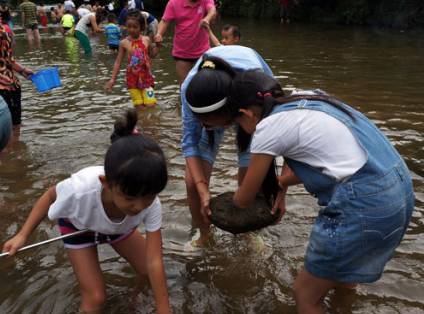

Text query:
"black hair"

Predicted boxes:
[[223, 24, 241, 39], [107, 12, 116, 23], [229, 70, 355, 121], [95, 8, 106, 24], [126, 9, 146, 31], [0, 6, 10, 23], [105, 109, 168, 197], [186, 56, 237, 147], [186, 56, 236, 116]]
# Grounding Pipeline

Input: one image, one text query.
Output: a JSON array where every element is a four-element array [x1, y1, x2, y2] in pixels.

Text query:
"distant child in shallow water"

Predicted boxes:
[[60, 10, 75, 36], [74, 8, 104, 54], [104, 13, 121, 51], [208, 24, 241, 47], [105, 9, 159, 108], [37, 3, 48, 27], [2, 109, 171, 314]]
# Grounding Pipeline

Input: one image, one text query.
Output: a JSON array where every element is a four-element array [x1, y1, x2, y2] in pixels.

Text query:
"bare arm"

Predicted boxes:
[[146, 230, 171, 314], [2, 186, 57, 255], [105, 41, 126, 91], [21, 11, 26, 26], [90, 15, 102, 33], [149, 42, 160, 58], [154, 19, 170, 44], [11, 61, 34, 79], [203, 5, 217, 24], [207, 25, 221, 47], [186, 156, 211, 223], [144, 36, 159, 58], [233, 154, 274, 208], [278, 162, 302, 187]]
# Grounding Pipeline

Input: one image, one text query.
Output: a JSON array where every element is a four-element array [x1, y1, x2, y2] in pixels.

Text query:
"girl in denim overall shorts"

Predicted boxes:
[[184, 62, 414, 313]]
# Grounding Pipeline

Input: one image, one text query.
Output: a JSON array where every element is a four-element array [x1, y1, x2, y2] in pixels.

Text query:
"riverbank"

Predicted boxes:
[[144, 0, 424, 29]]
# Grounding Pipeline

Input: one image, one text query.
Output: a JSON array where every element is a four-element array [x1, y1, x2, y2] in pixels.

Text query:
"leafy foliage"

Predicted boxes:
[[144, 0, 424, 28]]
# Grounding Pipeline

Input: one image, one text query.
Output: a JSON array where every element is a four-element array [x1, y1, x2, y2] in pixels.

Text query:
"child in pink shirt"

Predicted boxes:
[[154, 0, 216, 84]]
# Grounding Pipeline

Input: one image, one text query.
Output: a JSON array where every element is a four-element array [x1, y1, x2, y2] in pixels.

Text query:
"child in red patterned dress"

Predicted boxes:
[[105, 9, 159, 108]]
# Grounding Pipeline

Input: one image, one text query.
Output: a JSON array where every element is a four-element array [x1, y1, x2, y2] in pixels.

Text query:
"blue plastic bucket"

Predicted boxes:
[[30, 67, 62, 93]]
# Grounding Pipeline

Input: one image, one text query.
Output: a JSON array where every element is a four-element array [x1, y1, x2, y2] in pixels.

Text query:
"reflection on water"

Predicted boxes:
[[0, 20, 423, 313]]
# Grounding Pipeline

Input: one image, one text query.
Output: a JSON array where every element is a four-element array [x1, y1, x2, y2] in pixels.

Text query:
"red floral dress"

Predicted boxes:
[[0, 24, 20, 92], [126, 36, 154, 90]]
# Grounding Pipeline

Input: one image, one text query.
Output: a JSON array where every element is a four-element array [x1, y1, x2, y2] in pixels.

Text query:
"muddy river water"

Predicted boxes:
[[0, 19, 423, 313]]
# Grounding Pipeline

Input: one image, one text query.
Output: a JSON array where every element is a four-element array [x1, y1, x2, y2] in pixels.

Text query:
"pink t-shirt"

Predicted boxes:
[[162, 0, 215, 59]]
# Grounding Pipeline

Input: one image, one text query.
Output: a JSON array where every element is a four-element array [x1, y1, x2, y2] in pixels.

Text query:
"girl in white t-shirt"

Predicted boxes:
[[3, 109, 171, 313]]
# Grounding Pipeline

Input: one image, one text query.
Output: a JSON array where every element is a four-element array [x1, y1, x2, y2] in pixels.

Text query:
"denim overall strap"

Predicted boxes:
[[269, 98, 405, 206]]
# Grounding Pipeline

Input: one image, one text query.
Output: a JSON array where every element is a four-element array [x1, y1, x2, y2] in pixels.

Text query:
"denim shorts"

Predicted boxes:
[[305, 162, 414, 283], [0, 97, 12, 151], [198, 127, 250, 167]]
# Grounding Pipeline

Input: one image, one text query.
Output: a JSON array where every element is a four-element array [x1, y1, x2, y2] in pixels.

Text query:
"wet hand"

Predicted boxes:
[[105, 79, 114, 92], [21, 68, 34, 79], [271, 186, 287, 224], [2, 233, 27, 256], [154, 34, 163, 44]]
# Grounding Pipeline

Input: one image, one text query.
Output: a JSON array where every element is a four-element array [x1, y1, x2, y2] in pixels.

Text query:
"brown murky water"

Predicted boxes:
[[0, 19, 423, 313]]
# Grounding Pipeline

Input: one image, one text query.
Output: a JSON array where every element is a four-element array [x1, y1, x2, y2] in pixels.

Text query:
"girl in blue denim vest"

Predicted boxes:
[[184, 59, 415, 313]]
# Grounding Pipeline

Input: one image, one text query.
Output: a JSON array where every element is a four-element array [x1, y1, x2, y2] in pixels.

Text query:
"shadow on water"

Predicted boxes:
[[0, 21, 423, 313]]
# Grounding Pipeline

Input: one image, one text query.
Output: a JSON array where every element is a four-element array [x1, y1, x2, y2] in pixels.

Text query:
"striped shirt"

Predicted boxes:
[[19, 1, 38, 27]]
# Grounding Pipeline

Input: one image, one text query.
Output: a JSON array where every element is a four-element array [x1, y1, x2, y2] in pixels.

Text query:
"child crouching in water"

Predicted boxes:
[[105, 9, 159, 108], [3, 109, 171, 314]]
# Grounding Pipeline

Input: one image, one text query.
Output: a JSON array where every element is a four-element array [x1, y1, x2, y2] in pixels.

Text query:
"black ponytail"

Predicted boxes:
[[110, 108, 138, 142], [261, 159, 279, 204], [105, 109, 168, 196]]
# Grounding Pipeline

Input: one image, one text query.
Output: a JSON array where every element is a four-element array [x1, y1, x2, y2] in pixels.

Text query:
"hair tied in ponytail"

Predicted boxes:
[[202, 60, 216, 69]]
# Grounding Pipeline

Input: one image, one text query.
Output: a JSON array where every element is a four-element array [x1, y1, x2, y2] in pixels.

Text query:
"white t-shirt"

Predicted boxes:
[[128, 0, 135, 9], [75, 12, 94, 34], [64, 0, 75, 11], [250, 109, 367, 181], [48, 166, 162, 234], [77, 7, 90, 18]]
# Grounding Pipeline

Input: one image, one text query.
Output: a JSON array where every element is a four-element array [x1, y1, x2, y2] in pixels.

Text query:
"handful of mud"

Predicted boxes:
[[210, 192, 280, 234]]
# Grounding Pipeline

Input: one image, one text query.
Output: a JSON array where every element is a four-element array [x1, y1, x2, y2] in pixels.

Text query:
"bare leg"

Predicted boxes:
[[175, 60, 196, 85], [68, 247, 106, 313], [293, 267, 339, 314], [237, 167, 247, 186], [26, 28, 34, 42], [111, 230, 147, 276], [3, 125, 20, 152], [185, 160, 213, 245], [33, 29, 41, 43]]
